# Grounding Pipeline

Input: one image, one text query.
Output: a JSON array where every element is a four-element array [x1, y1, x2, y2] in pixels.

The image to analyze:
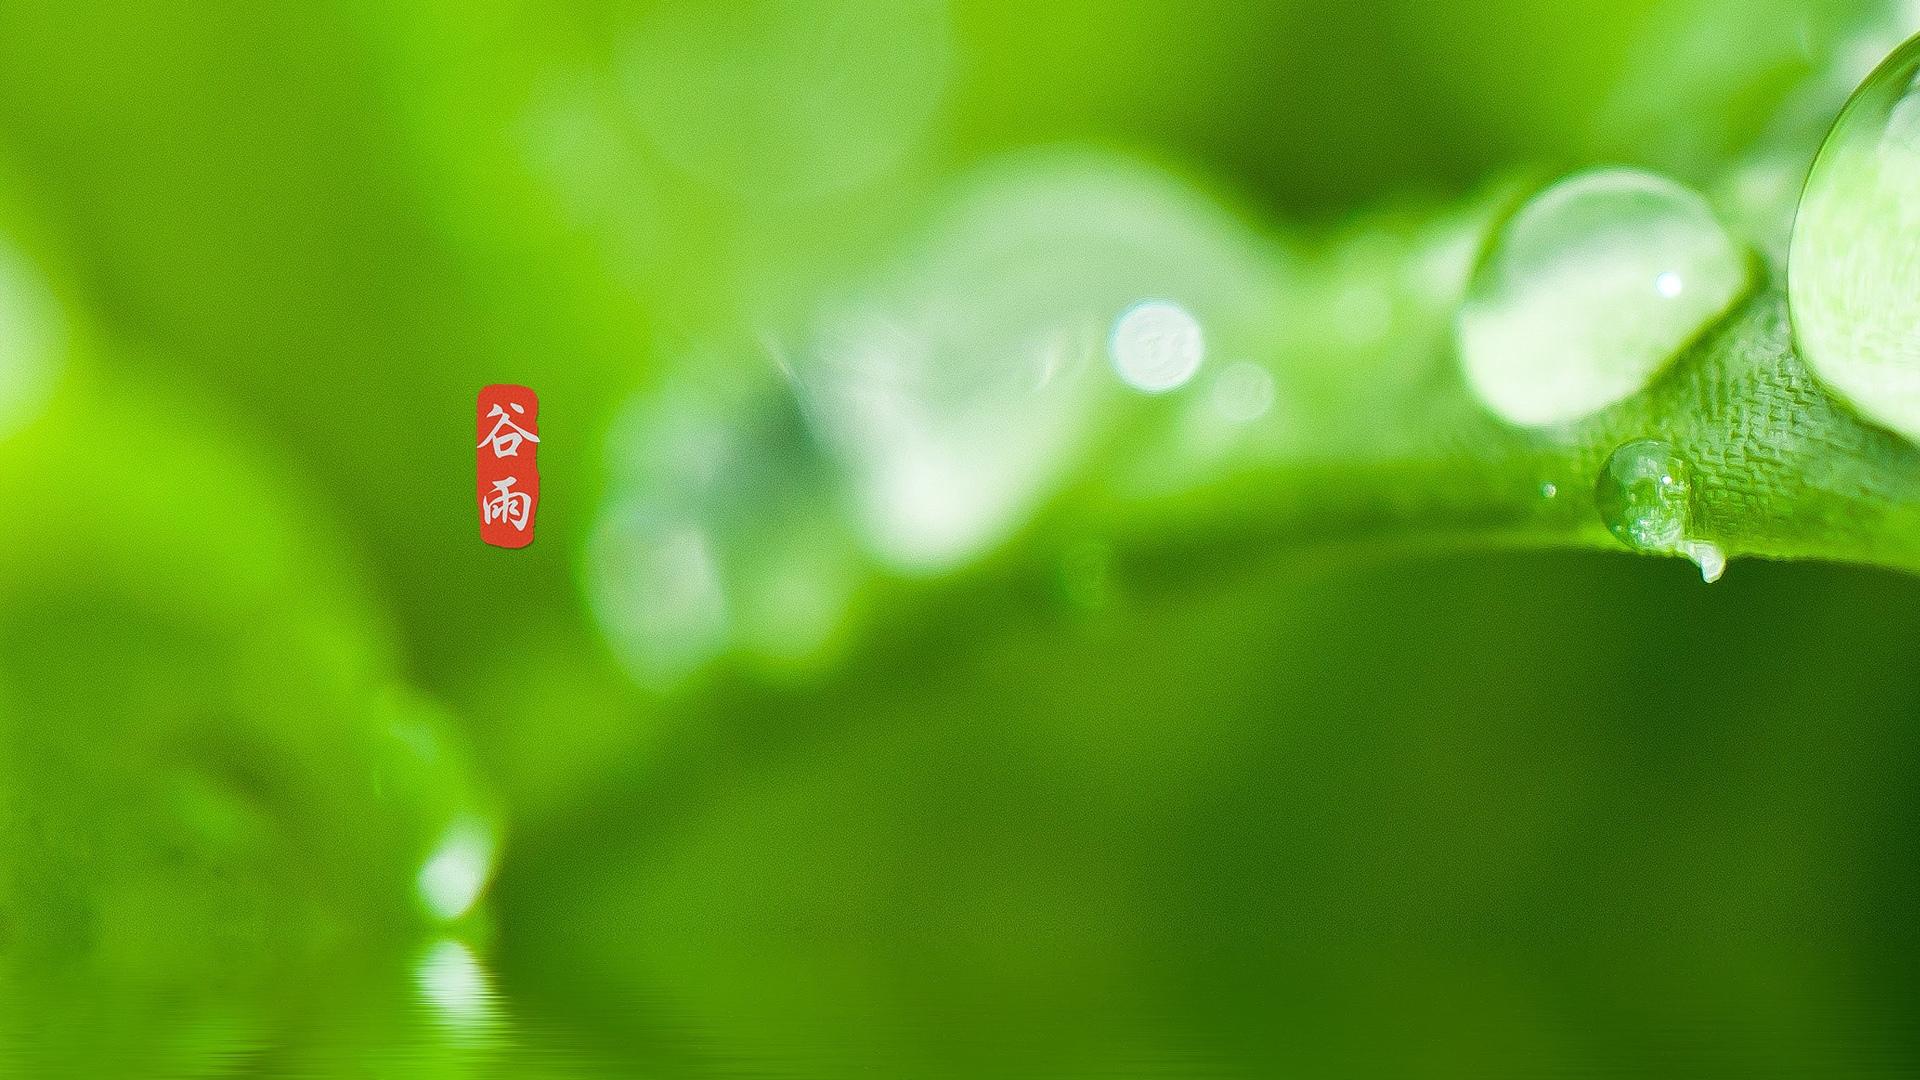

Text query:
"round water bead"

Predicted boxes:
[[1596, 438, 1691, 550], [1790, 33, 1920, 442], [1458, 168, 1752, 427], [1594, 439, 1726, 582]]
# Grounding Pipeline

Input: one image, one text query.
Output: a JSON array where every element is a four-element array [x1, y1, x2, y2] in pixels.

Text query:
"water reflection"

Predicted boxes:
[[24, 529, 1920, 1080], [11, 553, 1904, 1076], [494, 556, 1920, 1079]]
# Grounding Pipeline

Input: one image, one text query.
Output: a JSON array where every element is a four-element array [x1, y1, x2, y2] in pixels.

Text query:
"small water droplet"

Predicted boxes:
[[1540, 481, 1558, 499], [1596, 439, 1691, 551], [1685, 540, 1727, 583], [1458, 167, 1752, 427], [1594, 439, 1726, 582], [1791, 32, 1920, 441]]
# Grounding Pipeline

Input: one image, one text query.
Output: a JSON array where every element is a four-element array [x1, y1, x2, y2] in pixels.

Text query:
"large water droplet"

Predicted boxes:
[[1594, 439, 1726, 582], [1790, 32, 1920, 442], [794, 153, 1283, 573], [1458, 168, 1752, 427]]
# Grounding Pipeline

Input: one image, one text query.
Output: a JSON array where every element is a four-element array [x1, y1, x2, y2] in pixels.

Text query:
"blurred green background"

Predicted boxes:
[[3, 1, 1920, 1076]]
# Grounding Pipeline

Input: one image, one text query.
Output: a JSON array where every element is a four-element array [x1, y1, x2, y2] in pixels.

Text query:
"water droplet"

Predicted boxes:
[[416, 816, 496, 923], [795, 154, 1282, 572], [1110, 300, 1204, 393], [1458, 168, 1752, 427], [376, 700, 501, 926], [1596, 439, 1691, 550], [1539, 481, 1558, 499], [1790, 32, 1920, 441], [1594, 439, 1726, 582], [588, 380, 862, 687], [1687, 539, 1728, 583]]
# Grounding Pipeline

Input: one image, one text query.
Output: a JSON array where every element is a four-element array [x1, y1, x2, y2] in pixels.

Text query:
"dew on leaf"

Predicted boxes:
[[1458, 168, 1751, 427], [1594, 439, 1726, 582], [793, 154, 1281, 573], [1790, 32, 1920, 442]]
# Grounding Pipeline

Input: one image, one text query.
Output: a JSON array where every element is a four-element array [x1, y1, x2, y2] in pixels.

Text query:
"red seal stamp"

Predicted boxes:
[[477, 384, 539, 548]]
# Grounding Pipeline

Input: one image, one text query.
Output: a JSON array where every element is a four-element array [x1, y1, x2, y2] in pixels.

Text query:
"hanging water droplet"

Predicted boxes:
[[1688, 540, 1727, 584], [1594, 439, 1726, 582], [1790, 32, 1920, 442], [1539, 481, 1559, 499], [373, 697, 502, 926], [1458, 168, 1752, 427]]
